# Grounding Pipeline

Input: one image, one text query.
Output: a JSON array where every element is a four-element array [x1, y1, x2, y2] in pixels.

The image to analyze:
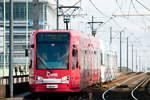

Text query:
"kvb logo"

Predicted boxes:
[[47, 71, 58, 77]]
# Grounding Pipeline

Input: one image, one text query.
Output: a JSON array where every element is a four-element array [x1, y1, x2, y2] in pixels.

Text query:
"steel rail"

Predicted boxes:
[[131, 77, 149, 100], [102, 73, 145, 100]]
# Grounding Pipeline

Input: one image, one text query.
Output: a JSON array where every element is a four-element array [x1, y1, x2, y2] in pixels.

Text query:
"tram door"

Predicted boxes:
[[71, 48, 80, 88]]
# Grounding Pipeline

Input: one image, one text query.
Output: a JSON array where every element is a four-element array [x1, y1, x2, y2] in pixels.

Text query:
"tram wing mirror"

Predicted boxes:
[[30, 44, 34, 48], [72, 49, 77, 57], [25, 49, 28, 57]]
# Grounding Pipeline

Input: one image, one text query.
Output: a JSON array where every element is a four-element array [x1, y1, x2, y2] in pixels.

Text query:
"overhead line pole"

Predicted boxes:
[[3, 0, 6, 77], [132, 44, 134, 72], [110, 27, 112, 45], [88, 16, 103, 37], [33, 0, 39, 30], [126, 37, 129, 72], [139, 56, 141, 72], [42, 2, 45, 30], [25, 0, 29, 74], [9, 0, 14, 97], [120, 32, 122, 72], [136, 49, 138, 72], [59, 6, 79, 30], [56, 0, 59, 30], [91, 16, 94, 34]]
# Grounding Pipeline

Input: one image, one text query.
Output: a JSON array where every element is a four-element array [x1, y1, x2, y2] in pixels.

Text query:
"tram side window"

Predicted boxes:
[[94, 51, 96, 70], [100, 53, 103, 65], [72, 49, 78, 69], [107, 54, 109, 67], [76, 50, 78, 68], [72, 56, 75, 69], [84, 55, 86, 70], [98, 51, 100, 66], [85, 50, 87, 70]]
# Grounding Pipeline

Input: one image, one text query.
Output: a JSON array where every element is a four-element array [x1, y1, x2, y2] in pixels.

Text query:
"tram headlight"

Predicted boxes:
[[61, 76, 69, 83], [36, 76, 43, 81]]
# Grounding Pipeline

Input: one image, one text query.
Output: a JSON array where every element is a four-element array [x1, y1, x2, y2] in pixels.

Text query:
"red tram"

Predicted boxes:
[[29, 30, 101, 92]]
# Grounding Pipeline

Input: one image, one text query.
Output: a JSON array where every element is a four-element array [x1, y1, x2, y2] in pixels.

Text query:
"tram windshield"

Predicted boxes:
[[36, 33, 70, 70]]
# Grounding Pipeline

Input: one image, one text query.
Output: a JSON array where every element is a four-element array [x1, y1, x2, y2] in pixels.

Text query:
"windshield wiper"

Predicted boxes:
[[37, 55, 52, 73]]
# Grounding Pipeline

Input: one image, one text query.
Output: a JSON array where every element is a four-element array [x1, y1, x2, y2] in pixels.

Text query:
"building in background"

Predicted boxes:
[[0, 27, 4, 68], [0, 27, 4, 53], [0, 0, 56, 76]]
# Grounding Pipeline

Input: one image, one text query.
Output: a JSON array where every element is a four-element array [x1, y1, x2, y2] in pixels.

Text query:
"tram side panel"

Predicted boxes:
[[100, 47, 118, 83], [79, 35, 101, 89]]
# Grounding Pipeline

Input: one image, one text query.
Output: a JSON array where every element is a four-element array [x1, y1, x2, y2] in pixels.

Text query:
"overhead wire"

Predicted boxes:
[[63, 0, 82, 14], [111, 18, 138, 40], [128, 0, 132, 18], [115, 0, 125, 15], [97, 16, 122, 39], [134, 0, 150, 12], [131, 0, 150, 27], [113, 0, 149, 31], [106, 1, 143, 49], [131, 0, 139, 13], [113, 0, 141, 29], [88, 0, 108, 17], [85, 0, 125, 32], [97, 17, 113, 29], [116, 1, 144, 46], [112, 18, 122, 29], [132, 0, 150, 20], [96, 8, 124, 36]]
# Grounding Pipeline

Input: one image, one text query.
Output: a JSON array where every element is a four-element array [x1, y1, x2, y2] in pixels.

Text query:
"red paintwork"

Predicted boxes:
[[29, 30, 101, 93]]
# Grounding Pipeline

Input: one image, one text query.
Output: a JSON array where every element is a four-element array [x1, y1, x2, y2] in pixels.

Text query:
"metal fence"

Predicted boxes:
[[0, 75, 29, 85]]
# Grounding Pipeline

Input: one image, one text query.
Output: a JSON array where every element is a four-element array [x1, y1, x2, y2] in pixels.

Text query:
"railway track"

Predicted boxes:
[[131, 77, 148, 100], [131, 73, 150, 100], [102, 72, 137, 89], [102, 72, 150, 100], [18, 72, 150, 100]]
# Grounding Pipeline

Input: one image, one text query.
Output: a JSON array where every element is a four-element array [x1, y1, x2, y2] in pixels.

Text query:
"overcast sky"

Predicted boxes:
[[59, 0, 150, 71]]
